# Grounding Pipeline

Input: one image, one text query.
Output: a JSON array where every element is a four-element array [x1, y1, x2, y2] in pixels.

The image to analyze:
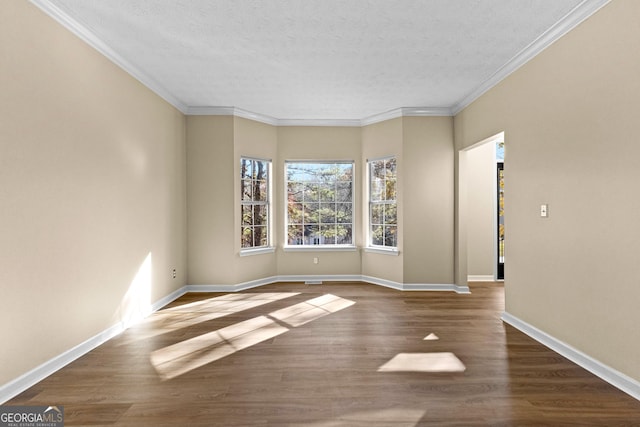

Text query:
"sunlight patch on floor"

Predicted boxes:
[[270, 293, 356, 327], [150, 294, 355, 380], [162, 292, 300, 313], [118, 292, 299, 345], [151, 315, 288, 380], [377, 352, 466, 373], [303, 408, 427, 426]]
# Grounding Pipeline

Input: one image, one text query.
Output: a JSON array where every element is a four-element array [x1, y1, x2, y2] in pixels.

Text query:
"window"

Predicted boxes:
[[286, 161, 353, 246], [369, 157, 397, 248], [241, 157, 271, 250]]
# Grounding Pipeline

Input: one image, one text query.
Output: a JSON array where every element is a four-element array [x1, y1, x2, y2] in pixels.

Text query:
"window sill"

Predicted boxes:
[[240, 247, 276, 257], [283, 245, 358, 252], [364, 246, 399, 256]]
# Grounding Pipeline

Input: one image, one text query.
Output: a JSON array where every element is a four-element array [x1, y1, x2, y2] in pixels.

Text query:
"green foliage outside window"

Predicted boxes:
[[241, 158, 270, 249], [286, 162, 353, 245], [369, 157, 397, 248]]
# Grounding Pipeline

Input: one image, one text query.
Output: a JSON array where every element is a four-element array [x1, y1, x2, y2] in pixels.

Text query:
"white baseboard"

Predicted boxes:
[[0, 287, 189, 404], [0, 322, 125, 404], [467, 275, 495, 282], [502, 312, 640, 401], [188, 275, 471, 294]]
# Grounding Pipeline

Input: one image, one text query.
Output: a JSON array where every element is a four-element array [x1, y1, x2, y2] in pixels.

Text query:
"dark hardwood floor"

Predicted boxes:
[[7, 282, 640, 426]]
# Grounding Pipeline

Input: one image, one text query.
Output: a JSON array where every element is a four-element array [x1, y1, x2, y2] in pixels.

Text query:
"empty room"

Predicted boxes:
[[1, 0, 639, 425]]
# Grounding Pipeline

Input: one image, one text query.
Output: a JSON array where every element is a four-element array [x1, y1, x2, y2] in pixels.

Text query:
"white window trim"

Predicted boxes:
[[366, 156, 398, 250], [284, 160, 355, 249], [240, 246, 276, 256], [283, 245, 357, 252], [364, 246, 399, 256], [240, 157, 272, 254]]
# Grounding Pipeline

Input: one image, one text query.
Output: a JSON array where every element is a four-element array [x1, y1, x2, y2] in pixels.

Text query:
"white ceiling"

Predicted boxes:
[[34, 0, 607, 124]]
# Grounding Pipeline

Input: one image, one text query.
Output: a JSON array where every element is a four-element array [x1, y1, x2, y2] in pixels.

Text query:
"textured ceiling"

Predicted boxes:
[[39, 0, 600, 121]]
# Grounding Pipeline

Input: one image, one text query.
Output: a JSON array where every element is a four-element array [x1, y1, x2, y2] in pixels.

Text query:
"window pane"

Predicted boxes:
[[385, 179, 396, 201], [336, 224, 352, 244], [371, 225, 383, 246], [304, 225, 320, 244], [336, 203, 352, 223], [337, 182, 352, 202], [304, 183, 319, 202], [337, 163, 353, 180], [255, 160, 267, 180], [241, 158, 252, 179], [368, 157, 397, 248], [240, 157, 270, 249], [319, 182, 335, 202], [371, 204, 383, 225], [254, 226, 267, 247], [242, 205, 253, 226], [386, 157, 397, 175], [288, 182, 304, 203], [319, 205, 335, 224], [384, 203, 397, 225], [385, 225, 397, 247], [254, 205, 268, 226], [372, 161, 385, 180], [319, 225, 336, 244], [241, 227, 253, 248], [303, 202, 319, 224], [288, 225, 303, 245], [370, 178, 383, 202], [286, 162, 354, 246], [254, 180, 267, 202], [288, 202, 303, 224], [241, 179, 252, 201]]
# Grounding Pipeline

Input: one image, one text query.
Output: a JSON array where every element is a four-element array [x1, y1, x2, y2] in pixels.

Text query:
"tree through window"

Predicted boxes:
[[241, 157, 270, 249], [285, 161, 353, 246], [369, 157, 397, 248]]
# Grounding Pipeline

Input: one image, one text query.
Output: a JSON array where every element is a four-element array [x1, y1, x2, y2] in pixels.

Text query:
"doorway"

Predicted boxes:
[[461, 132, 504, 283]]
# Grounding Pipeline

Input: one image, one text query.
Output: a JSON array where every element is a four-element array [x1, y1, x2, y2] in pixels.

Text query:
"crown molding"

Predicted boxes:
[[187, 106, 279, 126], [360, 107, 453, 127], [277, 118, 362, 127], [187, 106, 451, 127], [188, 107, 363, 126], [31, 0, 610, 123], [30, 0, 188, 114], [451, 0, 611, 115], [359, 108, 404, 126]]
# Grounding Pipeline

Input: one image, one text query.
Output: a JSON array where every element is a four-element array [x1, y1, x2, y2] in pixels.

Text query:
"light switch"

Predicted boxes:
[[540, 204, 548, 218]]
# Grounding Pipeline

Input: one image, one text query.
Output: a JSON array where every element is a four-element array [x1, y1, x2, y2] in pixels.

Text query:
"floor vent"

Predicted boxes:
[[305, 280, 323, 285]]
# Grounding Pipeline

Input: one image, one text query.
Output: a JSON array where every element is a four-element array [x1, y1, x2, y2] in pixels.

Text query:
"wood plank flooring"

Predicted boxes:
[[7, 282, 640, 426]]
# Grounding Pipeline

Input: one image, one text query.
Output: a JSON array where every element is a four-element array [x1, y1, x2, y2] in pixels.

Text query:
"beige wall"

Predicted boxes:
[[1, 2, 187, 385], [186, 116, 235, 284], [402, 117, 454, 284], [187, 117, 456, 286], [466, 141, 495, 278], [234, 117, 278, 283], [187, 116, 278, 286], [276, 126, 362, 276], [361, 119, 404, 283], [454, 0, 640, 381]]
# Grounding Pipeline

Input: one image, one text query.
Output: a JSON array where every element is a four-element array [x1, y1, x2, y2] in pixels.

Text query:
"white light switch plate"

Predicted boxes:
[[540, 204, 548, 218]]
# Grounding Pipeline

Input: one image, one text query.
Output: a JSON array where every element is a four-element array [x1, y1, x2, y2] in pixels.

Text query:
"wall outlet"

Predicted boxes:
[[172, 268, 177, 279], [313, 257, 319, 264]]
